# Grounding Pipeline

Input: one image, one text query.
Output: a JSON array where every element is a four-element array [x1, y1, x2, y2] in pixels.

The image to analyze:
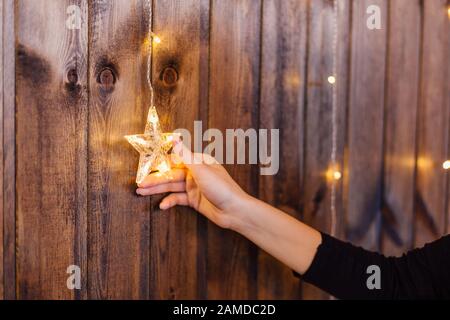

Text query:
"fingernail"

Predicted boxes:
[[159, 202, 167, 210], [136, 188, 143, 195]]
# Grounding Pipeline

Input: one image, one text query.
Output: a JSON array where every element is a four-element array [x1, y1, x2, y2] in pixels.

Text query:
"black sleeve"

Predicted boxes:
[[298, 233, 450, 299]]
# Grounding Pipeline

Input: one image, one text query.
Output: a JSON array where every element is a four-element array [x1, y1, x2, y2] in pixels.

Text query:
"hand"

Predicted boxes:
[[136, 141, 252, 229], [137, 141, 322, 275]]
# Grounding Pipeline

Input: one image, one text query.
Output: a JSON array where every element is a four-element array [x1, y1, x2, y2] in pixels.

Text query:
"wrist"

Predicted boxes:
[[227, 194, 260, 234]]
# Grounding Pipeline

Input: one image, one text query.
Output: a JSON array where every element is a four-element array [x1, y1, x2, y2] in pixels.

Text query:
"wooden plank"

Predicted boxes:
[[16, 0, 88, 299], [381, 0, 421, 256], [87, 0, 151, 299], [257, 0, 307, 300], [346, 0, 387, 251], [415, 0, 449, 247], [2, 0, 15, 300], [302, 0, 350, 299], [0, 0, 4, 300], [208, 0, 261, 299], [149, 0, 209, 299]]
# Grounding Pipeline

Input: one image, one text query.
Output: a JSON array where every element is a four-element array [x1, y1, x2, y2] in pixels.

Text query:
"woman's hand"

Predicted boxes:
[[136, 141, 252, 229], [136, 140, 321, 275]]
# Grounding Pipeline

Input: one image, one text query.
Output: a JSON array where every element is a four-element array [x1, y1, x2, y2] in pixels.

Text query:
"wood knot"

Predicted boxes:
[[67, 68, 78, 84], [97, 67, 116, 94], [98, 68, 115, 85], [65, 68, 81, 93], [160, 67, 178, 87]]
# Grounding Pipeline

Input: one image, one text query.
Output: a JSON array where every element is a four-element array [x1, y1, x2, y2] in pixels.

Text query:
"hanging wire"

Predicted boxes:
[[330, 0, 339, 238], [145, 0, 154, 107]]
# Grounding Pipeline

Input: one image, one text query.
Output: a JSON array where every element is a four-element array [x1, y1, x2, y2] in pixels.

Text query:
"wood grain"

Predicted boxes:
[[346, 0, 387, 251], [208, 0, 261, 299], [16, 0, 88, 299], [257, 0, 307, 300], [87, 0, 150, 299], [415, 0, 449, 247], [2, 0, 15, 300], [302, 0, 350, 299], [0, 0, 4, 300], [2, 0, 449, 300], [381, 0, 421, 256], [149, 0, 209, 299]]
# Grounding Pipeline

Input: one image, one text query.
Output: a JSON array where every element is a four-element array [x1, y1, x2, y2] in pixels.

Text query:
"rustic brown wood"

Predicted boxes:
[[208, 0, 261, 299], [257, 0, 307, 300], [415, 0, 449, 247], [381, 0, 422, 256], [149, 0, 209, 299], [346, 0, 387, 251], [2, 0, 15, 300], [302, 0, 350, 299], [87, 0, 150, 299], [16, 0, 88, 299], [0, 0, 4, 300], [1, 0, 449, 300], [196, 0, 211, 299]]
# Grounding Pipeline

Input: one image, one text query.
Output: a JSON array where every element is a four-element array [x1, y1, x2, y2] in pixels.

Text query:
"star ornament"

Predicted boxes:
[[125, 106, 176, 184]]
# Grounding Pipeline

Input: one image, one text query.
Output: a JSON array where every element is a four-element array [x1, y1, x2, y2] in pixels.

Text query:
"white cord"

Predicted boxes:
[[146, 0, 154, 107], [330, 0, 339, 238]]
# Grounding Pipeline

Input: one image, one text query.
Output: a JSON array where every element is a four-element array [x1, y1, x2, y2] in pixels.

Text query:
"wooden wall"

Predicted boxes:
[[1, 0, 449, 299]]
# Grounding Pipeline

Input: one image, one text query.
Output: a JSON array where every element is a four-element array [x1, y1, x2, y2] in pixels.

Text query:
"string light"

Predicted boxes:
[[151, 32, 162, 44], [329, 0, 339, 239], [148, 107, 159, 124], [124, 0, 174, 183], [443, 160, 450, 170], [144, 2, 154, 108], [333, 170, 342, 180], [157, 161, 171, 173], [326, 167, 342, 181]]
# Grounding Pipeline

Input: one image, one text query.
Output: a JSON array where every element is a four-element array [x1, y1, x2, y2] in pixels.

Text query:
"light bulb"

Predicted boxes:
[[148, 109, 159, 124], [153, 35, 161, 44], [333, 171, 342, 180], [326, 167, 342, 181], [443, 160, 450, 170], [157, 161, 170, 173], [327, 76, 336, 84]]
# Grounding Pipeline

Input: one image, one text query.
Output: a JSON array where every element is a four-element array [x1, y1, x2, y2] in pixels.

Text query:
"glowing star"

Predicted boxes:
[[125, 106, 175, 184]]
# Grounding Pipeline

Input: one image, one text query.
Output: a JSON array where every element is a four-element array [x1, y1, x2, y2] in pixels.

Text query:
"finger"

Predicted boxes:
[[160, 192, 189, 210], [138, 168, 187, 188], [136, 182, 186, 196]]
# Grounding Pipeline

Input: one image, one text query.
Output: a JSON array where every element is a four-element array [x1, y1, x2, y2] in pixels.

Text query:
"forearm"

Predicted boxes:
[[230, 197, 450, 299], [230, 196, 322, 275]]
